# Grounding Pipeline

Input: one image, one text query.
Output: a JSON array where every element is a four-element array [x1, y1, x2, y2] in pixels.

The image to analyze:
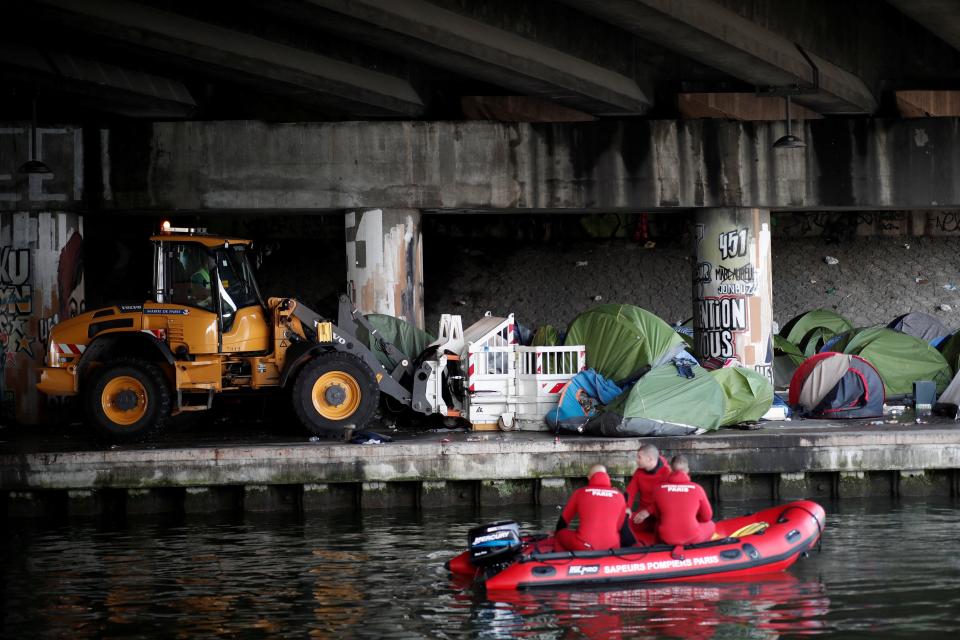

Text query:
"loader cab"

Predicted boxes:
[[152, 226, 270, 354]]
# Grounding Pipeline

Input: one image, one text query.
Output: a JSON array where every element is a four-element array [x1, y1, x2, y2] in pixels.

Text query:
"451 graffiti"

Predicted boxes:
[[718, 229, 748, 260]]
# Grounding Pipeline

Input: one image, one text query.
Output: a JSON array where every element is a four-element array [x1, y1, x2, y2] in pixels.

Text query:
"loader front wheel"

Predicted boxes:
[[84, 358, 171, 443], [292, 352, 379, 435]]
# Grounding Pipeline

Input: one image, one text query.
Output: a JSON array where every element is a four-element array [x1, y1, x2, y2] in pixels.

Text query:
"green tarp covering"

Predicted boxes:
[[586, 365, 773, 437], [565, 304, 685, 382], [780, 309, 853, 356], [355, 314, 435, 369], [839, 327, 952, 396]]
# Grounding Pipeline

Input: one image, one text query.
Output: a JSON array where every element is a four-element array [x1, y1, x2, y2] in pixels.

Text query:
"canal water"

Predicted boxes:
[[3, 498, 959, 639]]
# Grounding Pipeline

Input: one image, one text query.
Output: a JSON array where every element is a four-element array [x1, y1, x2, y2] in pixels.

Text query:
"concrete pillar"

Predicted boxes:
[[692, 208, 773, 383], [345, 208, 424, 329], [0, 212, 85, 423]]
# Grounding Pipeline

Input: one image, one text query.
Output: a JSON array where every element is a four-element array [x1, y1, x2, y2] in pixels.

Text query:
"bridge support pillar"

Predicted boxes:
[[345, 208, 423, 329], [691, 208, 773, 382]]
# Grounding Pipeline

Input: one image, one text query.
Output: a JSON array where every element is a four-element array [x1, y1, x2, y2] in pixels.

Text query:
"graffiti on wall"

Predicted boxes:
[[692, 210, 774, 383], [0, 218, 84, 423]]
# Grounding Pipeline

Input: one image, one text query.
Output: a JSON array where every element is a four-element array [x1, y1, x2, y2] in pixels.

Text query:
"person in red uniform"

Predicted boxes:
[[648, 454, 716, 545], [554, 464, 626, 551], [623, 443, 672, 545]]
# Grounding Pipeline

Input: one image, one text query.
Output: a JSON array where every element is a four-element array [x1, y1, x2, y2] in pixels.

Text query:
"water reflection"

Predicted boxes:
[[465, 574, 828, 639], [2, 499, 960, 638]]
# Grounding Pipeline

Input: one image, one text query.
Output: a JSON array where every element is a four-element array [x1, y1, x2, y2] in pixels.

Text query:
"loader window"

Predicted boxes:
[[214, 245, 262, 331], [169, 244, 216, 312]]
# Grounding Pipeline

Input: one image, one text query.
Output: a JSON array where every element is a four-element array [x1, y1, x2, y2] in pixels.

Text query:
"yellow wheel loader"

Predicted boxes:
[[36, 225, 423, 442]]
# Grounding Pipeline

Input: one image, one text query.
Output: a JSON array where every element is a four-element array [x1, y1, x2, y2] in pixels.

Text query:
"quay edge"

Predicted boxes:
[[2, 426, 960, 517]]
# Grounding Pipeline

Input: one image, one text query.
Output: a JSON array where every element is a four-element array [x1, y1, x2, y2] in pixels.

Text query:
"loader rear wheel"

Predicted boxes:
[[84, 358, 171, 443], [292, 352, 379, 435]]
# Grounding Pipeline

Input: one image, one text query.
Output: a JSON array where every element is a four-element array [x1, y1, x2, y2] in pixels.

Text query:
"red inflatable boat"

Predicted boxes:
[[447, 500, 825, 591]]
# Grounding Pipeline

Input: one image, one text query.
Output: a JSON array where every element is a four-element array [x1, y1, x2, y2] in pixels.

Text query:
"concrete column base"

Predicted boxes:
[[302, 483, 358, 511], [479, 479, 535, 506], [718, 473, 775, 501], [778, 472, 834, 500], [898, 470, 951, 497], [419, 480, 476, 508], [837, 471, 893, 498], [126, 488, 183, 515], [537, 478, 575, 506], [243, 484, 301, 512], [183, 486, 244, 513], [360, 481, 418, 509]]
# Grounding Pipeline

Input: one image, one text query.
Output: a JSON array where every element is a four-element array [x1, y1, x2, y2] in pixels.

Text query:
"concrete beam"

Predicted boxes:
[[278, 0, 652, 115], [678, 93, 822, 121], [560, 0, 878, 114], [888, 0, 960, 52], [77, 117, 960, 213], [895, 90, 960, 118], [0, 42, 196, 119], [31, 0, 424, 117]]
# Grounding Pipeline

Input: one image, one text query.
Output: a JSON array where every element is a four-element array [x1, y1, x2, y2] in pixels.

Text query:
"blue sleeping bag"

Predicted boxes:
[[546, 369, 624, 432]]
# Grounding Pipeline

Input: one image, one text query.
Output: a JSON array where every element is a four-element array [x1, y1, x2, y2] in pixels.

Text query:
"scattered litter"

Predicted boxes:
[[440, 438, 451, 444], [915, 418, 927, 424], [915, 277, 929, 285], [110, 445, 118, 450], [428, 427, 467, 433], [825, 287, 836, 295], [939, 304, 953, 312], [591, 295, 603, 301], [350, 429, 393, 444], [466, 436, 482, 442], [884, 404, 906, 415], [824, 256, 839, 265], [809, 279, 817, 284], [944, 284, 958, 291], [308, 436, 320, 443], [903, 243, 911, 250], [868, 420, 885, 426], [643, 241, 656, 249], [455, 300, 467, 306], [575, 260, 589, 267]]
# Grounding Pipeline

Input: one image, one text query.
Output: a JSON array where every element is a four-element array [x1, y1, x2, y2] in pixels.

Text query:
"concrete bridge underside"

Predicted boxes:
[[94, 117, 960, 214]]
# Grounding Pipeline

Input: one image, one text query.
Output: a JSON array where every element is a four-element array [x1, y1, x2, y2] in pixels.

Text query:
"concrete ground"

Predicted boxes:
[[0, 406, 952, 456]]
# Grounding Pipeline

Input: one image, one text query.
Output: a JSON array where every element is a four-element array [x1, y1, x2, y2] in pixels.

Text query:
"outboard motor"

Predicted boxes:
[[468, 521, 522, 567]]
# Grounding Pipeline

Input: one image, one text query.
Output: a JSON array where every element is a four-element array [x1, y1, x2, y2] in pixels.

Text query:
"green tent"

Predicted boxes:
[[354, 314, 435, 370], [780, 309, 853, 355], [773, 335, 805, 389], [565, 304, 685, 382], [712, 367, 774, 425], [840, 327, 952, 396], [585, 365, 773, 437], [938, 332, 960, 374], [531, 324, 561, 347]]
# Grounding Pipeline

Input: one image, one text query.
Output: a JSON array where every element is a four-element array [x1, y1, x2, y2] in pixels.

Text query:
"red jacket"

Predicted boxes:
[[649, 471, 714, 545], [625, 456, 672, 513], [557, 472, 626, 550]]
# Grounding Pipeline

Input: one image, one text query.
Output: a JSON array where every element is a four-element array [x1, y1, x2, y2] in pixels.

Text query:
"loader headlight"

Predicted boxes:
[[47, 339, 60, 367]]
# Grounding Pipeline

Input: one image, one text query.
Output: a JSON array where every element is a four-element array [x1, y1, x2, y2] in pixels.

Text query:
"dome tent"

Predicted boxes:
[[788, 352, 884, 419], [888, 312, 949, 343], [780, 309, 853, 357], [839, 328, 952, 396], [565, 304, 686, 382]]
